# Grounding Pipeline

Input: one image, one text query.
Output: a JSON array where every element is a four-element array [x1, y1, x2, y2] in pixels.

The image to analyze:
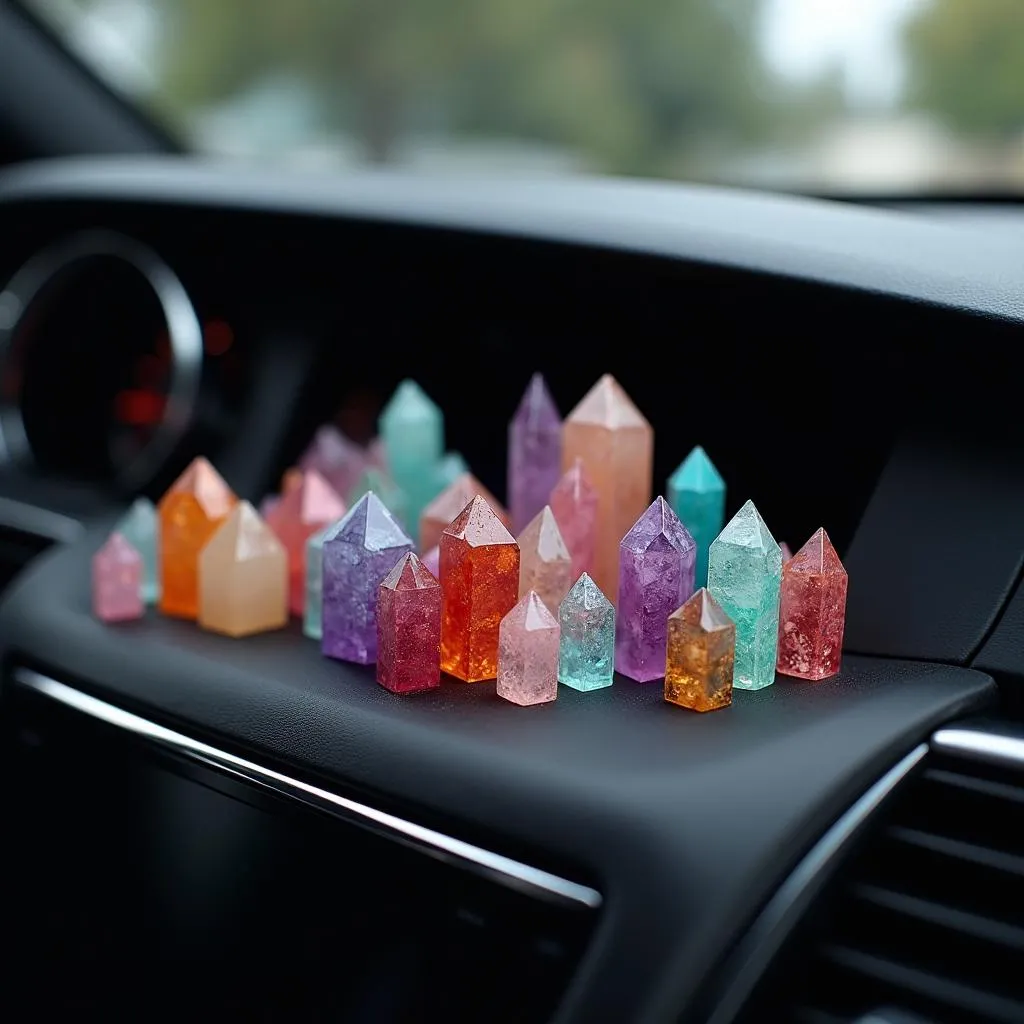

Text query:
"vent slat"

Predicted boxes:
[[851, 883, 1024, 952], [922, 768, 1024, 806], [823, 944, 1024, 1024], [886, 826, 1024, 878]]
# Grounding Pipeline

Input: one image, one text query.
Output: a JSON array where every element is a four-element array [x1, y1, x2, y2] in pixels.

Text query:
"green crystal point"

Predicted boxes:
[[707, 499, 781, 691], [668, 445, 725, 589], [558, 573, 616, 692], [379, 380, 444, 528]]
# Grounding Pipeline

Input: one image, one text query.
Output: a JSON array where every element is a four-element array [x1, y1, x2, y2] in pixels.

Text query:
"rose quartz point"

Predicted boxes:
[[497, 591, 560, 707], [92, 532, 144, 623]]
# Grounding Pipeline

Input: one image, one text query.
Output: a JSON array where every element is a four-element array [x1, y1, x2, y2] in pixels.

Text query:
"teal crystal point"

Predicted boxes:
[[379, 380, 444, 528], [668, 445, 725, 589], [115, 497, 159, 603], [303, 524, 330, 640], [558, 573, 616, 692], [707, 499, 782, 690]]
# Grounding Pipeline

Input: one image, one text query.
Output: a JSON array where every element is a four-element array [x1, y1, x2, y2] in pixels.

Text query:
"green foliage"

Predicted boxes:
[[904, 0, 1024, 140]]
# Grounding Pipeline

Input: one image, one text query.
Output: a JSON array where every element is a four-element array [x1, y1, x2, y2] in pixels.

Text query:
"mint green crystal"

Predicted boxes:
[[115, 497, 159, 603], [707, 499, 781, 690], [379, 380, 443, 528], [668, 446, 725, 589], [303, 525, 329, 640], [558, 573, 616, 691], [348, 470, 409, 529]]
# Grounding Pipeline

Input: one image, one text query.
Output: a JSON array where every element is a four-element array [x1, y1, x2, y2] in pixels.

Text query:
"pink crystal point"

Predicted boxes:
[[508, 373, 562, 534], [517, 505, 573, 615], [549, 458, 598, 584], [777, 528, 848, 681], [267, 469, 346, 615], [377, 553, 442, 694], [780, 541, 793, 562], [299, 425, 367, 499], [92, 532, 144, 623], [422, 544, 440, 578], [497, 591, 560, 706]]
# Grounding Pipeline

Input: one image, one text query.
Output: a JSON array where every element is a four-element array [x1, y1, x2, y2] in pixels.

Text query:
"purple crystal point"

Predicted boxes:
[[299, 425, 367, 499], [321, 492, 413, 664], [615, 496, 696, 682], [508, 374, 562, 534]]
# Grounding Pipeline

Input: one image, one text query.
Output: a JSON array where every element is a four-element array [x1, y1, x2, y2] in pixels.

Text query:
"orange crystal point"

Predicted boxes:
[[198, 502, 288, 637], [665, 588, 735, 712], [158, 457, 237, 618], [563, 375, 653, 599], [439, 495, 520, 682], [419, 472, 510, 552]]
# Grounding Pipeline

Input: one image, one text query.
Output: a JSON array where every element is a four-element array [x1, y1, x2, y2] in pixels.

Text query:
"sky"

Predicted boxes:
[[762, 0, 927, 105]]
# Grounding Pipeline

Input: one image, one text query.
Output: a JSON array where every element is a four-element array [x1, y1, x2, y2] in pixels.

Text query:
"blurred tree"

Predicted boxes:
[[904, 0, 1024, 140], [138, 0, 838, 175]]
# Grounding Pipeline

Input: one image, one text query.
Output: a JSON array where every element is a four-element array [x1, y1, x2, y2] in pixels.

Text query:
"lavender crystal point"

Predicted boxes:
[[321, 492, 413, 665], [615, 496, 696, 682], [508, 373, 562, 534]]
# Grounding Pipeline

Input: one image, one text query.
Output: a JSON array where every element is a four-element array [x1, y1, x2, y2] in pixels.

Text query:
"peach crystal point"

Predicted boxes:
[[517, 505, 573, 615], [419, 472, 510, 553], [562, 375, 652, 599], [158, 457, 237, 619], [198, 502, 288, 637]]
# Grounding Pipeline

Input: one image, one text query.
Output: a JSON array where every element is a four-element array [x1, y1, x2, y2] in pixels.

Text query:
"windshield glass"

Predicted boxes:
[[22, 0, 1024, 193]]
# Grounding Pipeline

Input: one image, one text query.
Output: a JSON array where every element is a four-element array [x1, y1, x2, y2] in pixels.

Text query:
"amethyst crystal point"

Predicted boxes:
[[508, 373, 562, 534], [321, 492, 413, 664], [615, 496, 696, 682]]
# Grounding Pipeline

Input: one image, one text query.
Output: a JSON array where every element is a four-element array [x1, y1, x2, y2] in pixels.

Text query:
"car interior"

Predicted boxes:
[[2, 2, 1024, 1022]]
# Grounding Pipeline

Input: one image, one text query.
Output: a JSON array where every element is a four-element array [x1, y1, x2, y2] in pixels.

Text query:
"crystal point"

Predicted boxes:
[[198, 502, 288, 637], [267, 469, 346, 615], [707, 499, 782, 690], [508, 374, 562, 534], [440, 496, 520, 682], [497, 591, 560, 706], [303, 524, 330, 640], [562, 375, 652, 597], [420, 472, 509, 553], [380, 380, 444, 529], [558, 573, 615, 691], [321, 493, 413, 664], [615, 497, 696, 682], [549, 459, 598, 583], [777, 528, 848, 681], [665, 588, 735, 712], [518, 505, 573, 615], [92, 532, 144, 623], [115, 497, 159, 604], [668, 446, 726, 588], [299, 425, 367, 499], [158, 457, 237, 619], [377, 552, 442, 694]]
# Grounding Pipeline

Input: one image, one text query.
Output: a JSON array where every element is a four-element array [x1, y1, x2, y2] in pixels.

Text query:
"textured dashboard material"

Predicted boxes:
[[0, 526, 996, 1023], [0, 157, 1023, 324]]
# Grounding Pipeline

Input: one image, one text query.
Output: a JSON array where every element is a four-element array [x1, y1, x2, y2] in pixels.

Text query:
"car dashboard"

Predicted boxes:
[[2, 157, 1024, 1024]]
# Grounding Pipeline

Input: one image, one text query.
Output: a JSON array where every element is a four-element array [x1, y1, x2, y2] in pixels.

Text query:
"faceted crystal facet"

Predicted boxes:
[[266, 469, 346, 616], [549, 459, 598, 584], [665, 589, 735, 712], [497, 591, 559, 706], [377, 553, 442, 694], [422, 544, 440, 578], [668, 446, 726, 589], [92, 532, 144, 623], [379, 380, 444, 529], [707, 499, 782, 690], [440, 496, 520, 682], [198, 502, 288, 637], [562, 375, 653, 598], [558, 573, 615, 692], [322, 493, 413, 664], [508, 374, 562, 534], [517, 505, 573, 615], [777, 528, 848, 681], [115, 497, 159, 604], [348, 468, 408, 529], [419, 472, 509, 553], [615, 497, 696, 682], [158, 457, 237, 619], [303, 525, 330, 640], [299, 425, 367, 499]]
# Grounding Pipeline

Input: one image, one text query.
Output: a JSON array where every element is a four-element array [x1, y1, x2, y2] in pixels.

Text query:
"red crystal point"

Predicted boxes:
[[377, 552, 442, 695]]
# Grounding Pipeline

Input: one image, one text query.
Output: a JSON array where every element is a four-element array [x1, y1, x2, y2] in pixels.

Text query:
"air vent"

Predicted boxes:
[[737, 730, 1024, 1024]]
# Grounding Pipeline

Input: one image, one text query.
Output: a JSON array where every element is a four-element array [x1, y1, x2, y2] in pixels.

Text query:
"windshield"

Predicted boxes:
[[22, 0, 1024, 193]]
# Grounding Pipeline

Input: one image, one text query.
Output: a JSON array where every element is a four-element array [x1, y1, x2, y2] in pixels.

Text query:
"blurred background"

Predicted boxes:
[[22, 0, 1024, 194]]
